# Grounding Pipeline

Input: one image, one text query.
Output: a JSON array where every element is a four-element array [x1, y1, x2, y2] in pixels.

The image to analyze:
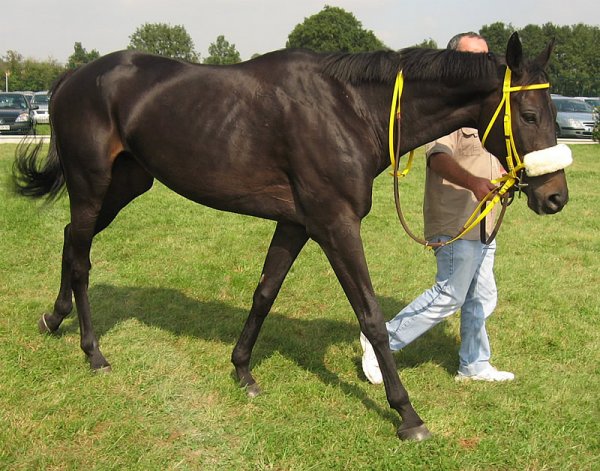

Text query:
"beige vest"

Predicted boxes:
[[424, 128, 502, 241]]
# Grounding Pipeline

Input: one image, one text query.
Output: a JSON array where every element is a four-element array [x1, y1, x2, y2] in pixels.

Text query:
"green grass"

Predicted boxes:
[[35, 124, 51, 135], [1, 144, 599, 470]]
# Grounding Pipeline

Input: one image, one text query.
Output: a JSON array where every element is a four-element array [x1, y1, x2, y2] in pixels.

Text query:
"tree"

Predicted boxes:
[[286, 6, 386, 52], [67, 42, 100, 69], [479, 22, 599, 96], [203, 35, 241, 65], [1, 51, 24, 91], [414, 38, 438, 49], [479, 22, 515, 54], [19, 59, 64, 91], [1, 51, 63, 91], [128, 23, 198, 62], [548, 23, 600, 96]]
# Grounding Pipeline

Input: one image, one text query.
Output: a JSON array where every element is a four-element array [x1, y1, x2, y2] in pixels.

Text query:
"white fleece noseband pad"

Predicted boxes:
[[523, 144, 573, 177]]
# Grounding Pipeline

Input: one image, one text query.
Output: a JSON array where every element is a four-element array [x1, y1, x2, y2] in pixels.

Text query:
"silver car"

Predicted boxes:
[[552, 96, 595, 139], [574, 96, 600, 109], [31, 91, 50, 124]]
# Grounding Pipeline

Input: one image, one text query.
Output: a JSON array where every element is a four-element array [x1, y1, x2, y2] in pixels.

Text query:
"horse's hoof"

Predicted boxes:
[[397, 423, 432, 441], [246, 383, 261, 398], [89, 354, 111, 372], [38, 314, 54, 334], [93, 365, 112, 374]]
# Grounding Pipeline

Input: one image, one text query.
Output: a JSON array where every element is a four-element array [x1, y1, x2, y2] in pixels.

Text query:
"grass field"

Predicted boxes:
[[1, 143, 598, 470]]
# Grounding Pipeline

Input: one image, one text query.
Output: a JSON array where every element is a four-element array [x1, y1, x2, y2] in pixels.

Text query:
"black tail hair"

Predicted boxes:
[[12, 135, 65, 200], [11, 69, 75, 201]]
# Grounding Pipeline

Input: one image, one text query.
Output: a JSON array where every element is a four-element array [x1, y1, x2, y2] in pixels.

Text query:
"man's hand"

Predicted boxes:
[[466, 175, 497, 201], [429, 152, 497, 201]]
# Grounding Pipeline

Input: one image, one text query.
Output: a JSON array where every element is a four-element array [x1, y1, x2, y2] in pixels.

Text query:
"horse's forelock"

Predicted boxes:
[[523, 59, 550, 85]]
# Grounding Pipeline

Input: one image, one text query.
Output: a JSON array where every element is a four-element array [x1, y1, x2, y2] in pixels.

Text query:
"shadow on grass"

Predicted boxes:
[[56, 283, 459, 426]]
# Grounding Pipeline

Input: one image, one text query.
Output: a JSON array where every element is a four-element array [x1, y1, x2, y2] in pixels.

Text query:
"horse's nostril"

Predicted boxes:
[[547, 193, 567, 212]]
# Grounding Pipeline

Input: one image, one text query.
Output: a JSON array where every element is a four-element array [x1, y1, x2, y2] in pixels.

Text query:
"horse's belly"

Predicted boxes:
[[143, 160, 299, 222]]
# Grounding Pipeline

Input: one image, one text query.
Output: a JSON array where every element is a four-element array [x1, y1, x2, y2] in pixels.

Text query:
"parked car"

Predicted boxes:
[[576, 97, 600, 109], [15, 91, 34, 105], [0, 92, 37, 135], [551, 96, 595, 138], [31, 91, 50, 124]]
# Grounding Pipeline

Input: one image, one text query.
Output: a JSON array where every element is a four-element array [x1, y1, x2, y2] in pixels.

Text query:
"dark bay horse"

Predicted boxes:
[[13, 33, 568, 441]]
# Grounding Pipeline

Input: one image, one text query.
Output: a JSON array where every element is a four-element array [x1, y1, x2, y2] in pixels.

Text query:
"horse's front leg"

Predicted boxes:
[[311, 216, 431, 441], [232, 222, 308, 397]]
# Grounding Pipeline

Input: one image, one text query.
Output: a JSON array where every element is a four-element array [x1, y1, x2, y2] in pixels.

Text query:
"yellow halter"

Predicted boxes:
[[389, 67, 550, 246]]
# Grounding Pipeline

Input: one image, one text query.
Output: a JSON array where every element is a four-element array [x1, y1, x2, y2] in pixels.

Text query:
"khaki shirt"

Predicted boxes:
[[424, 128, 502, 241]]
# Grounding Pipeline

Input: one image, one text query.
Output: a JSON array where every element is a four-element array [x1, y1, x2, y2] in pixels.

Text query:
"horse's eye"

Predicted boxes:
[[523, 113, 537, 124]]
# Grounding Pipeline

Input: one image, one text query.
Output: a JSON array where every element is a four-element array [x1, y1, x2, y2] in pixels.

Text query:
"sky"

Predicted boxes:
[[3, 0, 598, 63]]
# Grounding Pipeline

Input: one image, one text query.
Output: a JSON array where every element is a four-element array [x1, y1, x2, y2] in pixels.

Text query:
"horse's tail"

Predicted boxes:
[[12, 70, 75, 201], [12, 136, 64, 200]]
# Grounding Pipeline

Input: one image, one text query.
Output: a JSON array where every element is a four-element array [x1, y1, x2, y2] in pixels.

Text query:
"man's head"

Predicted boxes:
[[447, 32, 488, 53]]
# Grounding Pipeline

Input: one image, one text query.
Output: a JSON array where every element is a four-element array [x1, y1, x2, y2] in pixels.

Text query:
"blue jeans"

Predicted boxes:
[[386, 236, 497, 376]]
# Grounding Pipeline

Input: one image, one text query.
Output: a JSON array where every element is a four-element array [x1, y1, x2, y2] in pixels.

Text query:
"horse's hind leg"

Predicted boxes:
[[38, 223, 75, 333], [40, 152, 153, 370], [232, 222, 308, 396]]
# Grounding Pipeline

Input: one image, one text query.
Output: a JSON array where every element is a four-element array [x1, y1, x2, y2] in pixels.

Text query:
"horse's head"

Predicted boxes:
[[479, 32, 570, 215]]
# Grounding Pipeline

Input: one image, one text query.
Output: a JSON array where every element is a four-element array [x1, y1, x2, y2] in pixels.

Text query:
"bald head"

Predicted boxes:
[[456, 36, 489, 53]]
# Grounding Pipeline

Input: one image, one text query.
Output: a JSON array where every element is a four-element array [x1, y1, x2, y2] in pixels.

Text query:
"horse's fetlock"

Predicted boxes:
[[80, 337, 99, 356], [54, 299, 73, 316]]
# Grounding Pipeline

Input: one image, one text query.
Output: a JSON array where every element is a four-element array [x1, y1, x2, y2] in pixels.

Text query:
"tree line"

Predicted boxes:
[[1, 6, 598, 97]]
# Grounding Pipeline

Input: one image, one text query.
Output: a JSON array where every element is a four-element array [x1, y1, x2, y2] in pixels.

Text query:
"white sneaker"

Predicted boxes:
[[360, 332, 383, 385], [455, 366, 515, 382]]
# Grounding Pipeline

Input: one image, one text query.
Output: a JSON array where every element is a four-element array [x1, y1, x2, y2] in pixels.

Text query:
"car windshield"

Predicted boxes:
[[0, 94, 28, 109], [32, 94, 49, 105], [584, 98, 600, 108], [553, 99, 594, 113]]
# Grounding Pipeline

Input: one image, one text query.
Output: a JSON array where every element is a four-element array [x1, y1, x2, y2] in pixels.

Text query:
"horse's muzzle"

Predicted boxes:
[[526, 180, 569, 215]]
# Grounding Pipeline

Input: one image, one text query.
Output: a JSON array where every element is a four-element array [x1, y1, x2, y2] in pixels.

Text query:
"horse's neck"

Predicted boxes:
[[347, 76, 500, 176], [398, 80, 499, 153]]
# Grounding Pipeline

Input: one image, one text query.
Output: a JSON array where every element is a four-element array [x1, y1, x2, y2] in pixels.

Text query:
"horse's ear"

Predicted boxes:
[[535, 37, 555, 69], [506, 32, 523, 74]]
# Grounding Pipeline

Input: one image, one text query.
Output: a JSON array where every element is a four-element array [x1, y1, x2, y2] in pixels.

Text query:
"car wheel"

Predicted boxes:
[[555, 123, 561, 138]]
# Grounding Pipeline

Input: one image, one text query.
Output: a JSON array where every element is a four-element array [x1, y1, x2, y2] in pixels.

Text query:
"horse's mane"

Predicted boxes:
[[322, 48, 499, 85]]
